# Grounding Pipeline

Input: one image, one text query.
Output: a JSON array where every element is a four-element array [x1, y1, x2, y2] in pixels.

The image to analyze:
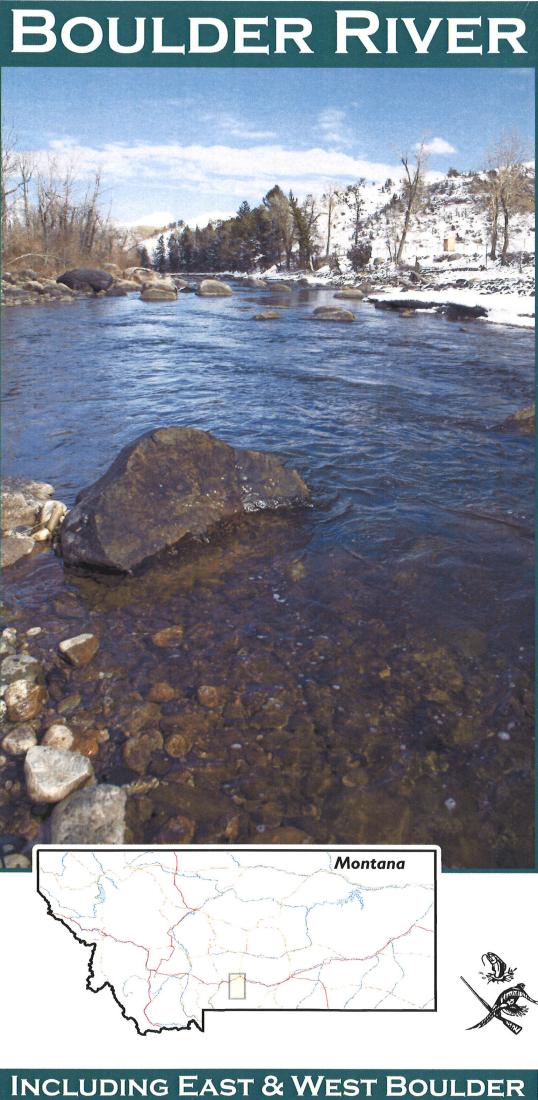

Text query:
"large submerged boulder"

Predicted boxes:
[[60, 427, 310, 573], [57, 268, 114, 293]]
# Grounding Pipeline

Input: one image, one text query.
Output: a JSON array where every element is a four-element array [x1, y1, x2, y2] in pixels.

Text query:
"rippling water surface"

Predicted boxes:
[[1, 287, 535, 866]]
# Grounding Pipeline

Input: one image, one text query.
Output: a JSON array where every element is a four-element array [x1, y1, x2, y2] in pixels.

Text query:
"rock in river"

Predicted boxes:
[[4, 680, 46, 722], [59, 633, 100, 667], [334, 287, 364, 299], [140, 283, 177, 301], [57, 268, 114, 293], [2, 724, 38, 755], [24, 745, 94, 802], [50, 784, 127, 844], [1, 535, 34, 568], [500, 404, 535, 435], [197, 279, 233, 297], [60, 427, 310, 573], [311, 307, 355, 322]]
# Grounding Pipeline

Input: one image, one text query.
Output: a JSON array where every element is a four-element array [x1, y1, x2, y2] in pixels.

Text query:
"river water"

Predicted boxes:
[[1, 286, 534, 867]]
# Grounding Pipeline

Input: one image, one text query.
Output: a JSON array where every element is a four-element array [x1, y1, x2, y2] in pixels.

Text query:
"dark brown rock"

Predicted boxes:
[[57, 268, 114, 293], [60, 427, 310, 573]]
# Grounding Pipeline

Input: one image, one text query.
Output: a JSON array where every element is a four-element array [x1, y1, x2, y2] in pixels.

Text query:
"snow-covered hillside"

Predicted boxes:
[[140, 167, 534, 275], [137, 168, 535, 326]]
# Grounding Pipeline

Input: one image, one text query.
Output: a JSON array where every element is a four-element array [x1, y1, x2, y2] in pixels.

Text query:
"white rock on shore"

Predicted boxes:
[[24, 745, 94, 803]]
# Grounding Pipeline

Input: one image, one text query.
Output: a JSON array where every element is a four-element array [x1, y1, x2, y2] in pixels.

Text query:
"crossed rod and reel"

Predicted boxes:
[[460, 977, 538, 1035]]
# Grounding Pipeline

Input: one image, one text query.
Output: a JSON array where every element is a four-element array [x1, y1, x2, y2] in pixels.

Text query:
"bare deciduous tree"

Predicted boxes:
[[479, 131, 534, 263], [396, 141, 428, 263]]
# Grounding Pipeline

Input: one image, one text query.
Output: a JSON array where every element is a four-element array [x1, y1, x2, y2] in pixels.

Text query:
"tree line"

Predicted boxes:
[[146, 181, 376, 276], [145, 131, 534, 276]]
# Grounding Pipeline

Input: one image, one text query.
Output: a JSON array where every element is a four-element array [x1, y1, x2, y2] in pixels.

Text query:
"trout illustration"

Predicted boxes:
[[480, 951, 516, 984]]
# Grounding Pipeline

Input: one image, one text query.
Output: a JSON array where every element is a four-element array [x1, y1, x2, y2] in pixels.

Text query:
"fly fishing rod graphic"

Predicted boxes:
[[460, 977, 522, 1034]]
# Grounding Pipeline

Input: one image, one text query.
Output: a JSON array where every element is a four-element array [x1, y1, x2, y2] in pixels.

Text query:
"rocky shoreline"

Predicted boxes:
[[1, 405, 534, 865], [0, 429, 313, 861], [1, 261, 534, 328]]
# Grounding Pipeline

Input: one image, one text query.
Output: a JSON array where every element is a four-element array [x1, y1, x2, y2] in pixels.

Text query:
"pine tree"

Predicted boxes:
[[167, 232, 181, 273], [153, 234, 167, 273]]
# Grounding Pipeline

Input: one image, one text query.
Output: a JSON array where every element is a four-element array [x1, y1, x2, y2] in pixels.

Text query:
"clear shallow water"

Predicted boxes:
[[1, 286, 535, 866]]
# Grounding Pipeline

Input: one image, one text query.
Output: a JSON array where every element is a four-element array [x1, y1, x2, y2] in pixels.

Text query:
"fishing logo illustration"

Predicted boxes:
[[461, 951, 537, 1035], [480, 951, 516, 984]]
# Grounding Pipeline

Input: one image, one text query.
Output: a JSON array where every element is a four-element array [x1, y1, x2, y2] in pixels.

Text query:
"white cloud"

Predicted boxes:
[[40, 137, 397, 195], [420, 136, 457, 156], [202, 112, 277, 141], [317, 108, 351, 147]]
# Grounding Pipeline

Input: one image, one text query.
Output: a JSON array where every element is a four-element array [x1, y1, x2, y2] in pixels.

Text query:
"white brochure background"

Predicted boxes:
[[0, 864, 537, 1069]]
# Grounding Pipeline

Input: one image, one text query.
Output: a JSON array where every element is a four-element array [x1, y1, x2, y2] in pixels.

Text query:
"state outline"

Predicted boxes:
[[36, 844, 438, 1036]]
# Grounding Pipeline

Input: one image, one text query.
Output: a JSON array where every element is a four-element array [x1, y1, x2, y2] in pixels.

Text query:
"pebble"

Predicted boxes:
[[24, 745, 94, 803], [4, 680, 46, 722], [40, 499, 67, 533], [42, 722, 75, 750], [444, 797, 457, 812], [3, 854, 31, 869], [57, 692, 82, 715], [197, 684, 225, 709], [1, 654, 42, 685], [59, 633, 99, 667], [2, 725, 38, 755], [27, 627, 42, 637], [497, 731, 511, 741], [151, 625, 184, 647]]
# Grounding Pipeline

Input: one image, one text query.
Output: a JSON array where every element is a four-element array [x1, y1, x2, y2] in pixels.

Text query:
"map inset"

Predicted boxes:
[[37, 847, 437, 1034]]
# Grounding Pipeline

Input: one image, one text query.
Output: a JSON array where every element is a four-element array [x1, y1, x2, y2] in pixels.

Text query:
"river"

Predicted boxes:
[[1, 284, 534, 867]]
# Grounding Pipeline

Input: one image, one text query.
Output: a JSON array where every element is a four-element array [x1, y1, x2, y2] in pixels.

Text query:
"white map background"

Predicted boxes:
[[38, 848, 436, 1034]]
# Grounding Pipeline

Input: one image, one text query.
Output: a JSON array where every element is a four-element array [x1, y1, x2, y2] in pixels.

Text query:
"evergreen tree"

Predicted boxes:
[[167, 232, 181, 272], [153, 233, 167, 273]]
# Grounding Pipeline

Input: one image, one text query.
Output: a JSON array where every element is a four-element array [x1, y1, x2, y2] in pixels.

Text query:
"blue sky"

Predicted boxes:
[[3, 66, 534, 226]]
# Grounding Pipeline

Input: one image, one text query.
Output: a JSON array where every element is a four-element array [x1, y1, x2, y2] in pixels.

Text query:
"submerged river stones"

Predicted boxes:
[[59, 633, 100, 667], [50, 784, 127, 844], [60, 427, 310, 573]]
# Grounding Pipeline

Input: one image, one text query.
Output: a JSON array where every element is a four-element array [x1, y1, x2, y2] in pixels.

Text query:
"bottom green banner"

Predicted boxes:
[[0, 1073, 536, 1100]]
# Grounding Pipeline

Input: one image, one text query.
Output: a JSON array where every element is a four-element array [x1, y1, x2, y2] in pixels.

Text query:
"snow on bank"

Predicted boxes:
[[368, 288, 535, 330]]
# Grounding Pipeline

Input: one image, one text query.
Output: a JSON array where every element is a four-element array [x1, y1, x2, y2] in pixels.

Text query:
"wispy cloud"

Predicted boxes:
[[197, 110, 276, 141], [37, 137, 399, 207], [317, 107, 352, 147], [420, 136, 457, 156]]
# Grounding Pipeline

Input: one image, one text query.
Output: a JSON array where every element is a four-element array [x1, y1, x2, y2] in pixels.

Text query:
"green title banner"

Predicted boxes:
[[0, 1073, 537, 1100], [0, 1, 536, 67]]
